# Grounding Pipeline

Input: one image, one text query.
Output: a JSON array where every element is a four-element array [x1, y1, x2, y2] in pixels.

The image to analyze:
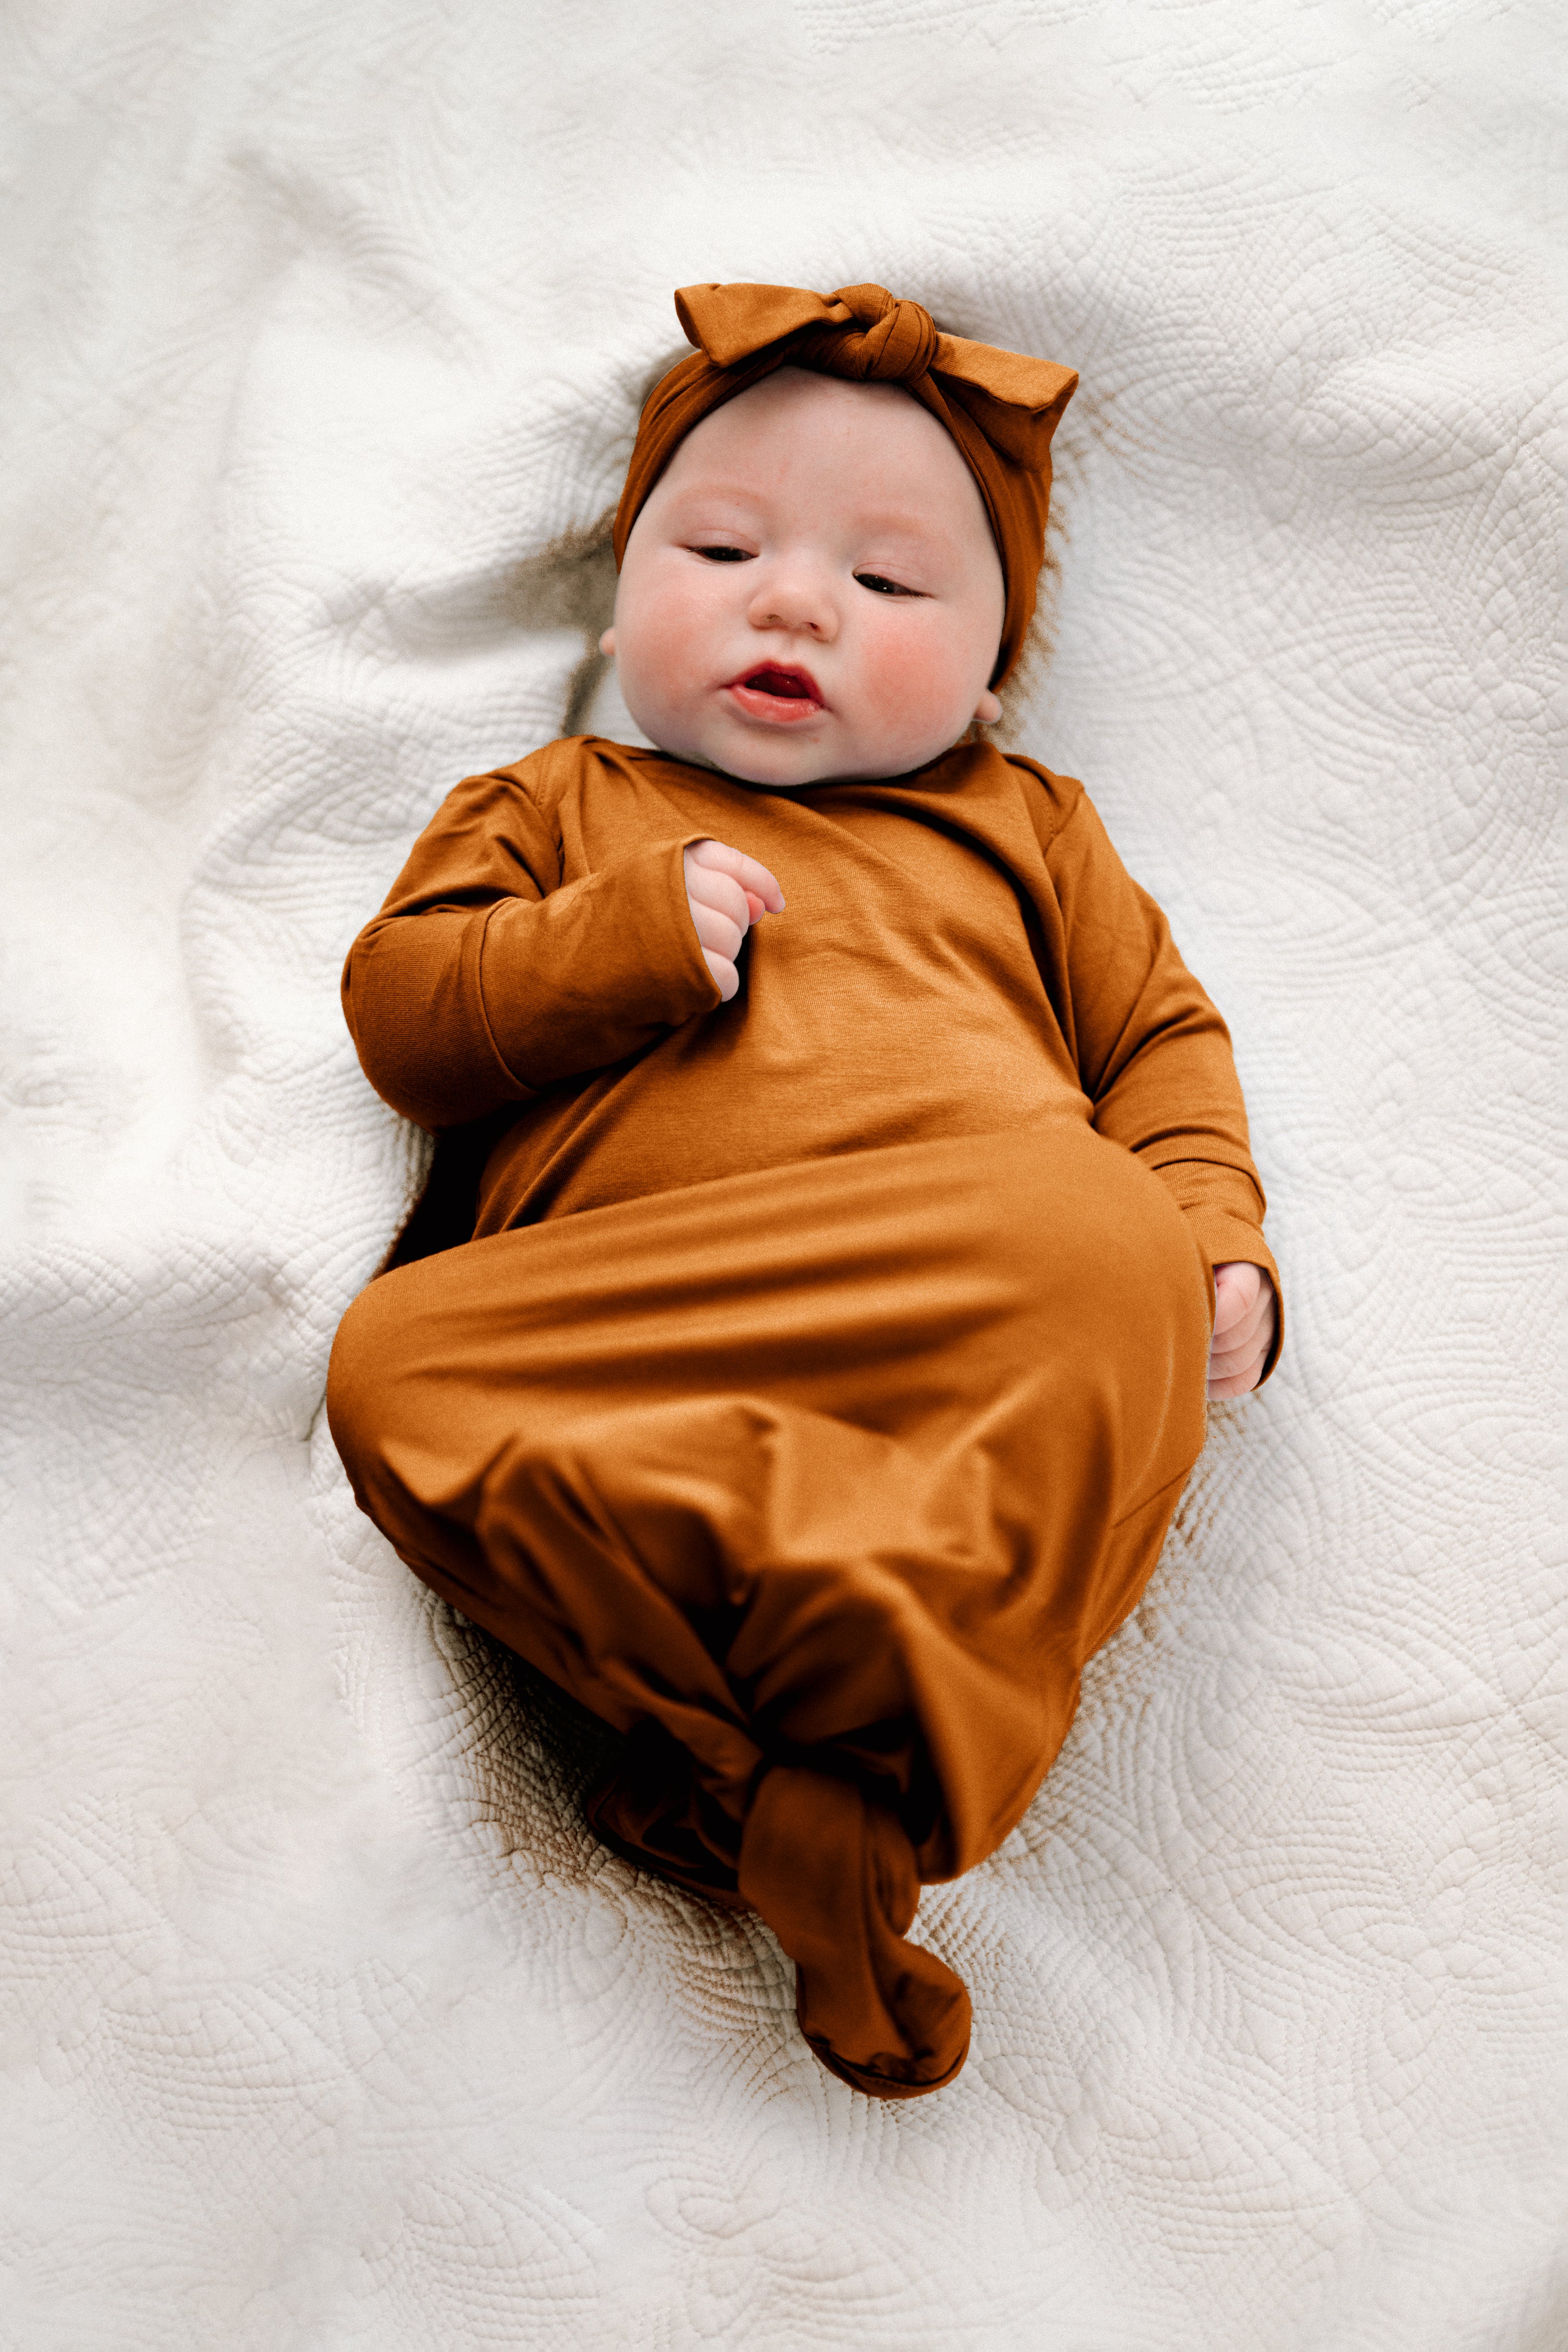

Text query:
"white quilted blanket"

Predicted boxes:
[[3, 2, 1561, 2344]]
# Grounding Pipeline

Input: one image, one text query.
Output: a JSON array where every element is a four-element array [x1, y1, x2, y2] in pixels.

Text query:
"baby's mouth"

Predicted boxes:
[[725, 664, 826, 722]]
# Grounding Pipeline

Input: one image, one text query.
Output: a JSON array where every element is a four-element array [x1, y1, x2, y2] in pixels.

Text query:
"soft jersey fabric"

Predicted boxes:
[[328, 733, 1278, 2099], [342, 734, 1277, 1286]]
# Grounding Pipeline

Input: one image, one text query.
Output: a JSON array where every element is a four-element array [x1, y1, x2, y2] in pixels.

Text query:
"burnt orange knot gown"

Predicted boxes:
[[327, 734, 1279, 2100]]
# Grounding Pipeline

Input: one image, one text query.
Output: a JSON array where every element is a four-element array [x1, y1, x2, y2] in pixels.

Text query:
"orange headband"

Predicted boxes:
[[613, 282, 1078, 687]]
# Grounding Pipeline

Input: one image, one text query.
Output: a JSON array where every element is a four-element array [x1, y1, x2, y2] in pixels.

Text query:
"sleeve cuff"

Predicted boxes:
[[479, 835, 721, 1090]]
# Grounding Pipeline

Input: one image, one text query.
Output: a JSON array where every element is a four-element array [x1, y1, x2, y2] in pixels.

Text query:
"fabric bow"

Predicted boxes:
[[674, 281, 1076, 473]]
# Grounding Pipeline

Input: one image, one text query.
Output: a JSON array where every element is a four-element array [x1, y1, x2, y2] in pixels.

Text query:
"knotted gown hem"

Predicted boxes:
[[328, 1116, 1213, 2096]]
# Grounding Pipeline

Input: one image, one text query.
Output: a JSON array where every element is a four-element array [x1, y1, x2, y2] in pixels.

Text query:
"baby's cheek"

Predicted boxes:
[[863, 620, 969, 736], [622, 584, 711, 713]]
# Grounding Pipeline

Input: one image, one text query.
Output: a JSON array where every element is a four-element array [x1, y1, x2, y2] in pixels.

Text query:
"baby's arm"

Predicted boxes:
[[1036, 778, 1283, 1393], [342, 768, 776, 1131]]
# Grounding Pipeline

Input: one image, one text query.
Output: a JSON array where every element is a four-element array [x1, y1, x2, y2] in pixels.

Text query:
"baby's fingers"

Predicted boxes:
[[686, 837, 786, 915], [1207, 1263, 1276, 1399], [1210, 1260, 1263, 1339], [700, 948, 740, 1002], [687, 891, 746, 964], [686, 862, 750, 928], [1208, 1328, 1266, 1382], [1207, 1307, 1272, 1394], [1213, 1293, 1271, 1362]]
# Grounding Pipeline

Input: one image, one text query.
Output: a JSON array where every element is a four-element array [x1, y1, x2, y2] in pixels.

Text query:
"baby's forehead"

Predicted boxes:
[[662, 368, 976, 508], [723, 365, 915, 420]]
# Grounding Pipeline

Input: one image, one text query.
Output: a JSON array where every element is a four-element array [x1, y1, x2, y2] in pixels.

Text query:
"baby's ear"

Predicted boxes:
[[599, 627, 617, 657], [973, 688, 1001, 725]]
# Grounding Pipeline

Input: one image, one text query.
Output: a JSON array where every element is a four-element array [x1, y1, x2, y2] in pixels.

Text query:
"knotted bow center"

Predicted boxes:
[[827, 284, 941, 383]]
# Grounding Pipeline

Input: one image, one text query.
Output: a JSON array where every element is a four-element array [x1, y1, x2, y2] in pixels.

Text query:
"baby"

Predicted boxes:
[[328, 282, 1279, 2102]]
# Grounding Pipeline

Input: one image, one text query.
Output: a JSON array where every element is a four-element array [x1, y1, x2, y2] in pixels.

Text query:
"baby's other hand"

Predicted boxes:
[[684, 839, 786, 1001], [1207, 1262, 1277, 1399]]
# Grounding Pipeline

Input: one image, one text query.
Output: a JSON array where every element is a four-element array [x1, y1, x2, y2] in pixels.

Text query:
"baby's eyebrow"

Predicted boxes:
[[842, 511, 946, 541], [660, 479, 768, 511], [667, 491, 940, 541]]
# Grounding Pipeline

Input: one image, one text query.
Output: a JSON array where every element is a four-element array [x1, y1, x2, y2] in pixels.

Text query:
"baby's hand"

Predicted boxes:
[[1207, 1262, 1277, 1399], [684, 839, 786, 1001]]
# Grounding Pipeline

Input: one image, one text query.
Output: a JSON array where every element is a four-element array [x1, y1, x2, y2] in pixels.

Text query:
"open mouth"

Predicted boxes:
[[725, 664, 825, 721]]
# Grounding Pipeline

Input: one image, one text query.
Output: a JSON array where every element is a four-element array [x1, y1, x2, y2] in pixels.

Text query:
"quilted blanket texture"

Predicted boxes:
[[2, 2, 1561, 2346]]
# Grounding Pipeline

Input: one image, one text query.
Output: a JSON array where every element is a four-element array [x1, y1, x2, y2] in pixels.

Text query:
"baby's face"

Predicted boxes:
[[603, 368, 1006, 787]]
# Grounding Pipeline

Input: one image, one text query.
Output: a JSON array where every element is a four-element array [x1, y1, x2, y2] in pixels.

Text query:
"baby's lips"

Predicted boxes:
[[722, 663, 827, 724]]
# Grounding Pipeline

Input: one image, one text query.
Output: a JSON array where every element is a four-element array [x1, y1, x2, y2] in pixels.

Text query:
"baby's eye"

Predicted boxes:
[[691, 544, 753, 563], [855, 572, 919, 597]]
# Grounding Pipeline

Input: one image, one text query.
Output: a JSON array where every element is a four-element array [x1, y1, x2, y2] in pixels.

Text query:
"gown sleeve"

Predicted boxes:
[[340, 763, 720, 1131], [1040, 783, 1282, 1372]]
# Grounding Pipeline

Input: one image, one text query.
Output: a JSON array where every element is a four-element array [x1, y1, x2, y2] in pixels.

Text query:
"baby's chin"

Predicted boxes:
[[638, 712, 965, 790]]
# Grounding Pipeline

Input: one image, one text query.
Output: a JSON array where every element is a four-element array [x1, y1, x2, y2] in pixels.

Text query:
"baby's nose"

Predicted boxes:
[[747, 560, 838, 642]]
